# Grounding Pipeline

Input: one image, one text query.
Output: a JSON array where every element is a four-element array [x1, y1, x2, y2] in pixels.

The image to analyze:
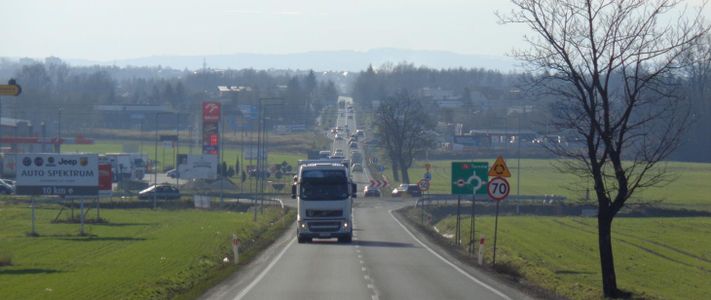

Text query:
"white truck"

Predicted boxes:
[[291, 162, 357, 243], [102, 153, 147, 181]]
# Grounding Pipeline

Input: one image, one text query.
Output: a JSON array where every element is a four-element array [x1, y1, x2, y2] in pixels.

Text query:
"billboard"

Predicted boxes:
[[202, 101, 220, 155], [177, 154, 218, 179], [16, 154, 99, 196]]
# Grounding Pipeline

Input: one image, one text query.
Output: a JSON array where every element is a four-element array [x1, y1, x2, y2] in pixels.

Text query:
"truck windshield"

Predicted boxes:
[[300, 169, 348, 200]]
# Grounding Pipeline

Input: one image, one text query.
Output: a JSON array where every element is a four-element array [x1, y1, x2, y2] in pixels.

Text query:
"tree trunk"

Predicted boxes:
[[390, 162, 400, 182], [400, 160, 410, 184], [598, 214, 620, 298]]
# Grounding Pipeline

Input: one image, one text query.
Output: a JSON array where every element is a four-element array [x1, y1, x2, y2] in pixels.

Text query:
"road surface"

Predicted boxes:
[[201, 98, 531, 300]]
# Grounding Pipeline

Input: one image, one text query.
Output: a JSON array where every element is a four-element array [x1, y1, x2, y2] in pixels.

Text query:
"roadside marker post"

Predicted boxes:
[[232, 234, 241, 265], [478, 235, 486, 266]]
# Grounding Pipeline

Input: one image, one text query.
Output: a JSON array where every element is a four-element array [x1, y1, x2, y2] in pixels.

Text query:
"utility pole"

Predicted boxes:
[[153, 112, 159, 210], [175, 113, 180, 187]]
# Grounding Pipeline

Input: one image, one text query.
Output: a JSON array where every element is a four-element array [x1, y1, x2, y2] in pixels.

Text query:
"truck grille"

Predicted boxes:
[[308, 221, 341, 232], [305, 209, 343, 218]]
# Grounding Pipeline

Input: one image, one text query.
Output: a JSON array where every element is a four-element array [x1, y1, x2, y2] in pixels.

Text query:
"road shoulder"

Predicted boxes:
[[391, 208, 555, 300], [198, 222, 297, 300]]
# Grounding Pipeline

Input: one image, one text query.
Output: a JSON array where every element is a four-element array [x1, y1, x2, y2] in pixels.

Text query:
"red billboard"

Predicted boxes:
[[98, 163, 112, 192], [202, 102, 221, 121]]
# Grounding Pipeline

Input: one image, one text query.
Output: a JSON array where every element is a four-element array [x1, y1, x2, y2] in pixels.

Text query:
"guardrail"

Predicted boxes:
[[416, 193, 566, 205]]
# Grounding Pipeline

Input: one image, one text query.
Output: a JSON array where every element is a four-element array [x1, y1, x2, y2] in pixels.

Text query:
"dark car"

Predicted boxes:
[[138, 184, 180, 200], [364, 186, 381, 197], [391, 184, 421, 197]]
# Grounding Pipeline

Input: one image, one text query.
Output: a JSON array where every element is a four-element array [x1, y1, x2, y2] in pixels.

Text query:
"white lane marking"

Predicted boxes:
[[388, 209, 511, 300], [362, 267, 367, 272], [234, 238, 296, 300]]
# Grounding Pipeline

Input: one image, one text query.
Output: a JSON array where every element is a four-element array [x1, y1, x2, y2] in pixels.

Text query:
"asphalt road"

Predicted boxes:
[[200, 98, 531, 300]]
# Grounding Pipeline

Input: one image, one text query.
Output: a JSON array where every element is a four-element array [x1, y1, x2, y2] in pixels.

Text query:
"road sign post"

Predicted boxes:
[[487, 175, 510, 267]]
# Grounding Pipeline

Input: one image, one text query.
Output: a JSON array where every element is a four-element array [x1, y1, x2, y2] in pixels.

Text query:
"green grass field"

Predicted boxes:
[[399, 159, 711, 209], [0, 204, 293, 299], [414, 211, 711, 300]]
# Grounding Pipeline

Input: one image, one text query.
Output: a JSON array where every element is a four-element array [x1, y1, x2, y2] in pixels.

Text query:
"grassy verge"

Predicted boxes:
[[399, 159, 711, 210], [0, 203, 295, 299], [402, 206, 711, 300]]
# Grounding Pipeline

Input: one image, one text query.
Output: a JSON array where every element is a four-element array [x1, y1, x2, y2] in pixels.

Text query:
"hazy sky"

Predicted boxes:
[[1, 0, 708, 61]]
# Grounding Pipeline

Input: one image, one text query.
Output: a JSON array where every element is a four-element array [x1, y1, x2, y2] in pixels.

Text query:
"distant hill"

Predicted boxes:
[[65, 48, 519, 72]]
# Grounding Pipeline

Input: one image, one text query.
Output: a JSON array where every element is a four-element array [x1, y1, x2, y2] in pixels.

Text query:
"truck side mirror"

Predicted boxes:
[[351, 183, 357, 198], [291, 184, 297, 199]]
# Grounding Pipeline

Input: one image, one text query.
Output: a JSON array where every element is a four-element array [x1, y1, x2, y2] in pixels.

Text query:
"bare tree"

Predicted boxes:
[[500, 0, 709, 297], [374, 90, 434, 184]]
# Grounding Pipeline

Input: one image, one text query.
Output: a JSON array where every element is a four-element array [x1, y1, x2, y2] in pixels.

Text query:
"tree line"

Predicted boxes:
[[0, 57, 339, 133]]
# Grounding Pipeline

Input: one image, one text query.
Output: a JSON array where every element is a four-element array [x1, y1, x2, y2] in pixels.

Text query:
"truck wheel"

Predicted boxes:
[[338, 235, 352, 243], [297, 235, 311, 243]]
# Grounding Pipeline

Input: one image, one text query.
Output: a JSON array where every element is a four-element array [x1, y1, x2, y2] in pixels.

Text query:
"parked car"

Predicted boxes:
[[0, 181, 14, 194], [364, 186, 381, 197], [138, 184, 181, 200], [391, 184, 422, 197], [0, 178, 16, 187]]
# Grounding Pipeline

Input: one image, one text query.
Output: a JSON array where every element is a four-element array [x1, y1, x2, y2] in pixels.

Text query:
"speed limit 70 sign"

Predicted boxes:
[[487, 176, 510, 201]]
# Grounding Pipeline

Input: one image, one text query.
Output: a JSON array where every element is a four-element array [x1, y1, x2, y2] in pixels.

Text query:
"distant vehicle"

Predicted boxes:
[[356, 129, 364, 137], [138, 184, 180, 200], [318, 150, 331, 159], [335, 134, 343, 140], [364, 186, 381, 197], [166, 169, 179, 178], [351, 163, 363, 172], [0, 178, 16, 187], [102, 153, 147, 182], [328, 155, 346, 160], [334, 149, 344, 156], [248, 169, 271, 178], [391, 184, 422, 197], [0, 181, 14, 194], [349, 142, 358, 149]]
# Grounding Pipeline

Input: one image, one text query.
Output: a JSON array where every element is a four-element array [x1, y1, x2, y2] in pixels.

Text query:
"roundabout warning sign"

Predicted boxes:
[[451, 162, 488, 195]]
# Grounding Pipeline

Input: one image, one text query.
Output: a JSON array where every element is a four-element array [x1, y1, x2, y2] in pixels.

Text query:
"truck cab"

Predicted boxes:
[[292, 163, 356, 243]]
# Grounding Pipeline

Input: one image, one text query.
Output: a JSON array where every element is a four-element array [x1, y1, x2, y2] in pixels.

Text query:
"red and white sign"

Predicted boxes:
[[369, 179, 389, 188], [487, 176, 510, 201], [417, 179, 430, 192], [202, 102, 221, 121], [98, 163, 112, 193]]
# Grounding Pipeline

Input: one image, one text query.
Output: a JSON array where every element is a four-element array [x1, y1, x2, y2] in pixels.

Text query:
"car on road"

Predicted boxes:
[[356, 129, 364, 137], [391, 184, 422, 197], [166, 169, 179, 178], [334, 134, 343, 140], [349, 141, 358, 149], [138, 184, 181, 200], [363, 186, 381, 197], [351, 163, 363, 172]]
